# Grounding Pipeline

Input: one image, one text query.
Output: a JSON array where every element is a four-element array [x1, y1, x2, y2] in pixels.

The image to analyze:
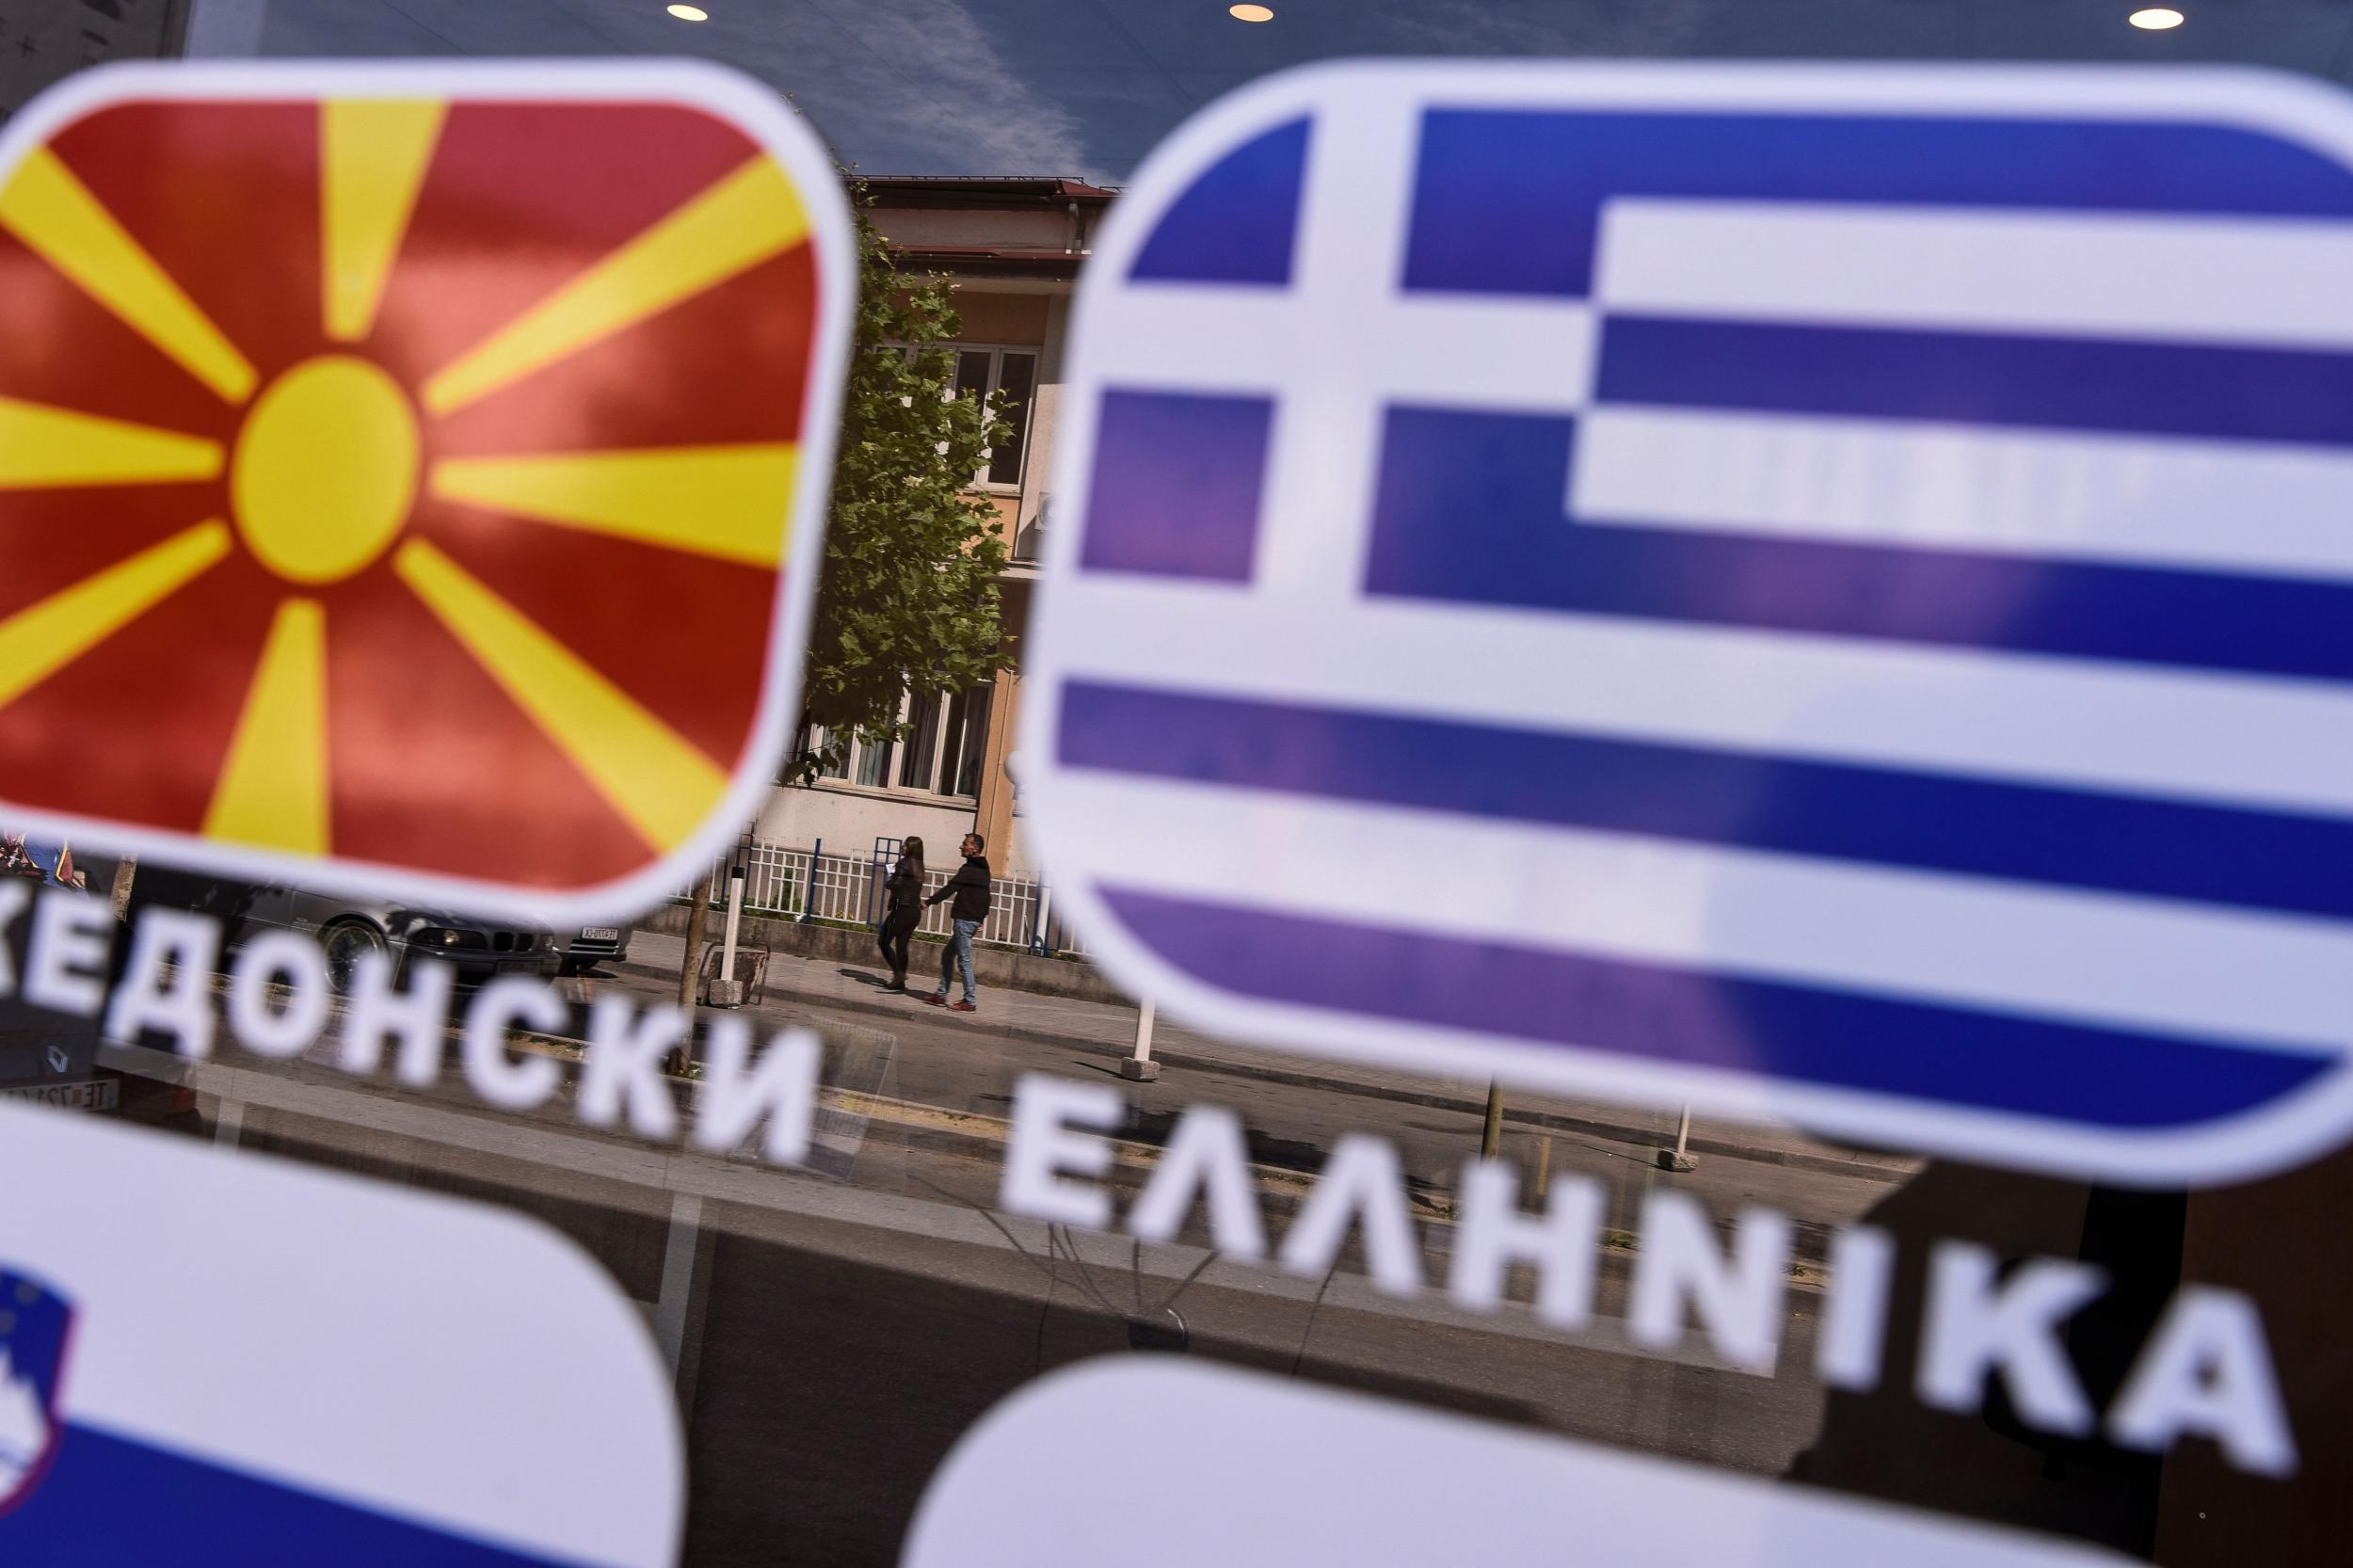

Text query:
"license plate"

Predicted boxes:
[[581, 928, 619, 941], [0, 1078, 120, 1112]]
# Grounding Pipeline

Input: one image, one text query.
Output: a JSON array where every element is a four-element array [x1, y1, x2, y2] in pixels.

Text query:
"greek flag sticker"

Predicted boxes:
[[1024, 63, 2353, 1185]]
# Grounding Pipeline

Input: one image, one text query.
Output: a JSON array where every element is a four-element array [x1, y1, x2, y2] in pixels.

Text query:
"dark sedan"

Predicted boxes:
[[552, 922, 634, 976]]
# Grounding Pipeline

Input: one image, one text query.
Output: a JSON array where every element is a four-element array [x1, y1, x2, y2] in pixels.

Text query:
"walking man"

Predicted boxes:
[[925, 832, 991, 1014]]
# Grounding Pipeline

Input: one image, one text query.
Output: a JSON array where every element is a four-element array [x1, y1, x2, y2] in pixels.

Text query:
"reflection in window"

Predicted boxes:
[[953, 689, 991, 798], [898, 691, 941, 790], [938, 344, 1037, 488], [986, 352, 1036, 486]]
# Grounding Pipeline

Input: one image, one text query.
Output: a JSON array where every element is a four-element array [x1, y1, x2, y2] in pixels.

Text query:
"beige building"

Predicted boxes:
[[753, 175, 1115, 879]]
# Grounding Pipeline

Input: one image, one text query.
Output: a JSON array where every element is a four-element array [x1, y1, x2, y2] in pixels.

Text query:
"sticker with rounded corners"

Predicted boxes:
[[905, 1358, 2130, 1566], [0, 59, 852, 924], [1024, 60, 2353, 1186], [0, 1100, 680, 1563]]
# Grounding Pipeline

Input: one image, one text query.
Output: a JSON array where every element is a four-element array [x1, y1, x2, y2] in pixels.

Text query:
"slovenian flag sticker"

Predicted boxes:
[[0, 1101, 680, 1565]]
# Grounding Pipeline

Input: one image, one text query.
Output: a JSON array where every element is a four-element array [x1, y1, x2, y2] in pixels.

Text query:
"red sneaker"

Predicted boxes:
[[949, 999, 978, 1014], [924, 991, 947, 1007]]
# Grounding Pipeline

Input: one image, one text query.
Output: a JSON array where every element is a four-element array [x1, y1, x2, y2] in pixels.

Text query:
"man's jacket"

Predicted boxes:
[[929, 856, 992, 922]]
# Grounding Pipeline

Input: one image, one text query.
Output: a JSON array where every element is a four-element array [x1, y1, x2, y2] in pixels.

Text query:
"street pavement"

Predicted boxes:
[[604, 929, 1917, 1247], [66, 925, 1933, 1566]]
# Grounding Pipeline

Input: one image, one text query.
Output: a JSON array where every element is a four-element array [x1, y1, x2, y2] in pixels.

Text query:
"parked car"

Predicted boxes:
[[129, 868, 555, 991], [551, 922, 634, 977]]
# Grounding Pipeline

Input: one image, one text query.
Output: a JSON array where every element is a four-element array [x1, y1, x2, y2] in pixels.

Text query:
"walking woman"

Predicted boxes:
[[877, 836, 925, 992]]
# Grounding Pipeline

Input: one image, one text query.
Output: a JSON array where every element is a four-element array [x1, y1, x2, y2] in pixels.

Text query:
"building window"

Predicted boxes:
[[897, 691, 941, 790], [938, 687, 992, 799], [944, 344, 1038, 490], [807, 687, 992, 801], [790, 724, 851, 780]]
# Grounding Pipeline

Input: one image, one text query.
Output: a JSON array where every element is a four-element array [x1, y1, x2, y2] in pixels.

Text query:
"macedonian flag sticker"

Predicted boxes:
[[0, 63, 851, 920]]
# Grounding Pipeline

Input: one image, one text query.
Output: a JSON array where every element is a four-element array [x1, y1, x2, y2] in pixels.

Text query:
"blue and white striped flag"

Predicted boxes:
[[1025, 64, 2353, 1184]]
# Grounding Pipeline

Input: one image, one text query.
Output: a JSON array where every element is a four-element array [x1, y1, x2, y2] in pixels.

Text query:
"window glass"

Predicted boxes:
[[936, 689, 971, 799], [898, 691, 940, 790], [985, 350, 1037, 486], [952, 689, 992, 799], [15, 10, 2349, 1568]]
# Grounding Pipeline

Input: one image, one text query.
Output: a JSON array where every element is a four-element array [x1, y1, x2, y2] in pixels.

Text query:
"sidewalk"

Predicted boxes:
[[614, 932, 1918, 1182]]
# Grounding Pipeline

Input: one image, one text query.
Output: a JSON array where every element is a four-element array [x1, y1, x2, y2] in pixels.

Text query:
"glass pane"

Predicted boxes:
[[952, 349, 991, 402], [953, 689, 992, 798], [936, 691, 970, 798], [985, 352, 1037, 486], [815, 727, 848, 779], [45, 19, 2353, 1568], [897, 692, 940, 789]]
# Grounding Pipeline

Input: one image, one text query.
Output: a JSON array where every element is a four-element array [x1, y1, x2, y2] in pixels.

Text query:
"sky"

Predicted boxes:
[[205, 0, 2353, 182]]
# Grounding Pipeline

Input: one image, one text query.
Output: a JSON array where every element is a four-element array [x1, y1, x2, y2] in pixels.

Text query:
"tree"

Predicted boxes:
[[785, 189, 1013, 783]]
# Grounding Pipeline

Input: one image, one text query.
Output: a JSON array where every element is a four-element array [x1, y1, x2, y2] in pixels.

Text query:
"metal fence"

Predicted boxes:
[[683, 838, 1089, 958]]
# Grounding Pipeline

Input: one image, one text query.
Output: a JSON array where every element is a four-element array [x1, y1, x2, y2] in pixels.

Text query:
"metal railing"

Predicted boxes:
[[682, 837, 1088, 958]]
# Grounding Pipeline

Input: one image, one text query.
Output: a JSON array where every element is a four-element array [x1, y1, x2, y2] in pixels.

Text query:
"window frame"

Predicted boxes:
[[898, 340, 1040, 494], [803, 688, 990, 804]]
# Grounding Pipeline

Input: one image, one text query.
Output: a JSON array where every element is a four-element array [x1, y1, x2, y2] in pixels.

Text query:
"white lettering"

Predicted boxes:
[[691, 1016, 819, 1166], [1917, 1241, 2103, 1434], [24, 889, 112, 1016], [226, 931, 332, 1060], [0, 880, 28, 996], [1628, 1192, 1791, 1373], [1449, 1162, 1603, 1331], [1000, 1072, 1122, 1229], [1817, 1225, 1897, 1393], [1124, 1105, 1266, 1258], [102, 906, 220, 1058], [460, 976, 565, 1112], [2109, 1287, 2297, 1477], [1278, 1134, 1422, 1297], [336, 952, 455, 1086], [579, 995, 684, 1141]]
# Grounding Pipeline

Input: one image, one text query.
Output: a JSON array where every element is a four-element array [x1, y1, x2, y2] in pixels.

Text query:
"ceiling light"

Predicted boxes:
[[667, 4, 709, 19], [1229, 4, 1275, 21], [2128, 8, 2184, 28]]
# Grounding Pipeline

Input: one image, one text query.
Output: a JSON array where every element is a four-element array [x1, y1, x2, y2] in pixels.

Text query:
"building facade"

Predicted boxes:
[[751, 175, 1114, 878]]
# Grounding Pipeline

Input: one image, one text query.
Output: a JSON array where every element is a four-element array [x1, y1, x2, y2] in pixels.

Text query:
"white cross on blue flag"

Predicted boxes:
[[1025, 63, 2353, 1185]]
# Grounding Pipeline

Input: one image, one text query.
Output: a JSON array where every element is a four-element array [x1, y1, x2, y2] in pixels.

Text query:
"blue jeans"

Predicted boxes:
[[940, 919, 980, 1003]]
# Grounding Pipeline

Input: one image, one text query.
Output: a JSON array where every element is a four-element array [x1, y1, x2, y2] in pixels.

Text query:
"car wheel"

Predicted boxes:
[[319, 919, 388, 994]]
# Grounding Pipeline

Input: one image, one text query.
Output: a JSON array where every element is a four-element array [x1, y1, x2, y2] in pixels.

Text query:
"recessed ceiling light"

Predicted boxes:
[[1229, 4, 1275, 21], [2128, 8, 2184, 28], [667, 3, 709, 19]]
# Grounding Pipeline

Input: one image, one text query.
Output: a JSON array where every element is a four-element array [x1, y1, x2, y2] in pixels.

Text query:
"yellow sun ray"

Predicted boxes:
[[0, 148, 257, 405], [0, 396, 223, 488], [322, 98, 445, 343], [422, 154, 808, 417], [392, 538, 728, 852], [429, 443, 797, 567], [0, 520, 232, 712], [203, 598, 329, 854]]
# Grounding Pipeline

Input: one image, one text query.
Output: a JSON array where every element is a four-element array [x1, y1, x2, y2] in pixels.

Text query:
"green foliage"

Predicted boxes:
[[787, 192, 1013, 783]]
